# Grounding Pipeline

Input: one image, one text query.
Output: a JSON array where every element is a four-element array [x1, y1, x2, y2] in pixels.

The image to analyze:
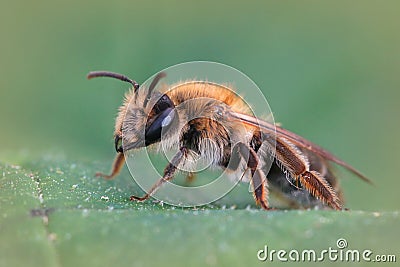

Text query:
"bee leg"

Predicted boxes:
[[251, 169, 270, 210], [236, 143, 270, 210], [268, 136, 342, 210], [298, 170, 342, 210], [185, 172, 196, 184], [95, 152, 125, 180], [130, 147, 187, 202]]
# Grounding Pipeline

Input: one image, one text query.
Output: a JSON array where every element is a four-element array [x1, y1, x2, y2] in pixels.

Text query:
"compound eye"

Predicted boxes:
[[161, 110, 174, 128], [154, 94, 174, 112], [145, 107, 176, 146]]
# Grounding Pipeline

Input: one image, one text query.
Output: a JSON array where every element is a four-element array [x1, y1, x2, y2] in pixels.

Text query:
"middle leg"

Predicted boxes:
[[236, 142, 270, 210]]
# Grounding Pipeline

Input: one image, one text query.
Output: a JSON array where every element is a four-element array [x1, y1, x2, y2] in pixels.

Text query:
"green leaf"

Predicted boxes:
[[1, 158, 398, 267], [0, 163, 59, 267]]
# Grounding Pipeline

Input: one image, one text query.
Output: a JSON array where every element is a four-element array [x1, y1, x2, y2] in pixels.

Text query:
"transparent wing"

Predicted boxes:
[[230, 111, 372, 184]]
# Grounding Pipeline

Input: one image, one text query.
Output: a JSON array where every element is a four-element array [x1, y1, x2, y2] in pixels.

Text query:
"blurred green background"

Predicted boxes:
[[1, 0, 399, 210], [1, 0, 399, 266]]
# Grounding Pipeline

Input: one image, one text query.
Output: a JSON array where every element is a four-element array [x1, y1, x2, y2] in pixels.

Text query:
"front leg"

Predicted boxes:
[[130, 147, 187, 202], [95, 152, 125, 180]]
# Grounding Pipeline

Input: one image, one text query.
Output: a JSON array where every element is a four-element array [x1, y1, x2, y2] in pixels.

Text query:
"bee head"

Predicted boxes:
[[87, 71, 177, 152]]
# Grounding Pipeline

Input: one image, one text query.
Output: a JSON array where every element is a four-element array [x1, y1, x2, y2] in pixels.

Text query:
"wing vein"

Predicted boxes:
[[230, 112, 372, 184]]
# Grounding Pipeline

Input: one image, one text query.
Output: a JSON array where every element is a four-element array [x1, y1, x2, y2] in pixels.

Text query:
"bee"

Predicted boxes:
[[87, 70, 371, 210]]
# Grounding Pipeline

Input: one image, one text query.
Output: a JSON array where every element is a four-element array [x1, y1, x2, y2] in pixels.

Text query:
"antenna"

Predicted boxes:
[[87, 71, 140, 91], [143, 72, 167, 107]]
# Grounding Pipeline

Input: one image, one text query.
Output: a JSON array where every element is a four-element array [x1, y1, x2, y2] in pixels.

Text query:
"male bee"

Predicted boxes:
[[87, 70, 371, 210]]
